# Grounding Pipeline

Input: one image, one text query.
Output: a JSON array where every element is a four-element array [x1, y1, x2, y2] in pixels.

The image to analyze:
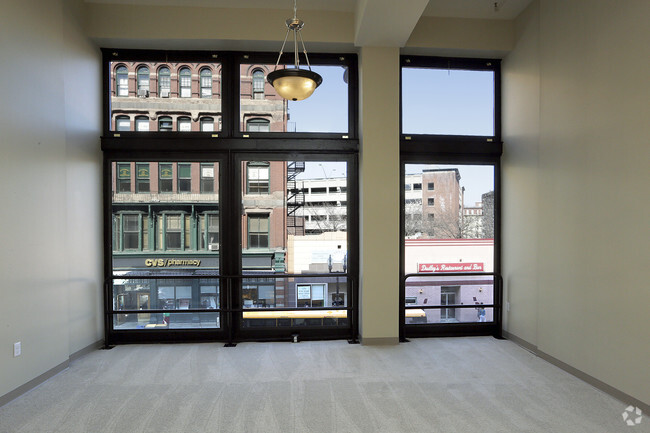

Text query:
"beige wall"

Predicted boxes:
[[0, 0, 102, 398], [503, 0, 650, 405], [502, 1, 541, 345], [359, 47, 400, 343], [2, 0, 648, 409]]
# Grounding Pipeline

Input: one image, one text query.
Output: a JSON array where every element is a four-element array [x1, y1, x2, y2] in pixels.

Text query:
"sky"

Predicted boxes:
[[290, 65, 496, 206], [287, 65, 495, 136]]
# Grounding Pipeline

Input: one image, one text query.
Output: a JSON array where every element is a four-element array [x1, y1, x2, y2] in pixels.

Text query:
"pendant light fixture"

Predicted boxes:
[[267, 0, 322, 101]]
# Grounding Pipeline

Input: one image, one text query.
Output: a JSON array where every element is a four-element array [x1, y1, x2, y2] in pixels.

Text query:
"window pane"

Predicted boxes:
[[240, 64, 348, 133], [405, 275, 494, 324], [402, 68, 495, 136], [404, 164, 494, 244], [112, 278, 220, 329], [109, 61, 221, 132], [111, 161, 220, 274]]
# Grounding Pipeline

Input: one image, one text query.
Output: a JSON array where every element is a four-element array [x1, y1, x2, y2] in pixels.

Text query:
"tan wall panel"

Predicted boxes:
[[358, 47, 400, 342]]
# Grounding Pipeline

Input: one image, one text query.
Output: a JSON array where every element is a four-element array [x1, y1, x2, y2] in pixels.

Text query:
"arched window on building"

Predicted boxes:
[[252, 69, 265, 99], [200, 117, 214, 132], [116, 65, 128, 96], [115, 115, 130, 131], [158, 67, 171, 97], [136, 66, 149, 96], [158, 116, 172, 131], [246, 118, 270, 132], [200, 68, 212, 98], [177, 116, 192, 132], [135, 115, 149, 132], [179, 67, 192, 98]]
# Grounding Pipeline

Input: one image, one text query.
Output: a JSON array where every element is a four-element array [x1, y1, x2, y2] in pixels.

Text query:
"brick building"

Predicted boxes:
[[109, 63, 287, 132]]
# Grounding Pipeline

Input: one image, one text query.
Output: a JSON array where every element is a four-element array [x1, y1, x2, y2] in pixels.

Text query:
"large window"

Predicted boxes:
[[401, 56, 501, 339], [104, 50, 358, 344], [247, 214, 269, 249]]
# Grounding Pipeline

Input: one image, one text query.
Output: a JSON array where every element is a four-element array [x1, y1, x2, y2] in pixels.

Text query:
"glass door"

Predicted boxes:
[[233, 156, 357, 341], [401, 161, 500, 338]]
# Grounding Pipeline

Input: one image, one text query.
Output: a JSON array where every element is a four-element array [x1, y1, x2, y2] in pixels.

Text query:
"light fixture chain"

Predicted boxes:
[[294, 25, 300, 68], [298, 30, 312, 71], [274, 27, 292, 70]]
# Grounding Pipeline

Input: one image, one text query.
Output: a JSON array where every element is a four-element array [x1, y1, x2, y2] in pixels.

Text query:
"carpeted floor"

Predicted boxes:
[[0, 337, 646, 433]]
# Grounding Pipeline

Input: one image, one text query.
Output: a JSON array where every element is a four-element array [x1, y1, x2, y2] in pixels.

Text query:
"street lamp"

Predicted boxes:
[[328, 253, 347, 306]]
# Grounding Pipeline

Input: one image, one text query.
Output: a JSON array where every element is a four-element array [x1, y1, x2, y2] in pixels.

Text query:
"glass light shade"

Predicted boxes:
[[267, 69, 322, 101]]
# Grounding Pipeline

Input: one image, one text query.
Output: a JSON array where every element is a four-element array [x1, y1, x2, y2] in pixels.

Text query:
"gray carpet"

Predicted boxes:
[[0, 337, 646, 432]]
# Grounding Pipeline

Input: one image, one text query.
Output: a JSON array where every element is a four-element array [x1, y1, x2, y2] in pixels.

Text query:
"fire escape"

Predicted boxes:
[[287, 161, 305, 236]]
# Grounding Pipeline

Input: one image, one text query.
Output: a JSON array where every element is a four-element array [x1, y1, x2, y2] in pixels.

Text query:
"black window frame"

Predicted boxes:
[[102, 49, 358, 141], [101, 49, 359, 346], [399, 55, 503, 342]]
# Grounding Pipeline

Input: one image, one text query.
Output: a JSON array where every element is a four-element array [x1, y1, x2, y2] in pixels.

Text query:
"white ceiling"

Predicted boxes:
[[84, 0, 533, 20]]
